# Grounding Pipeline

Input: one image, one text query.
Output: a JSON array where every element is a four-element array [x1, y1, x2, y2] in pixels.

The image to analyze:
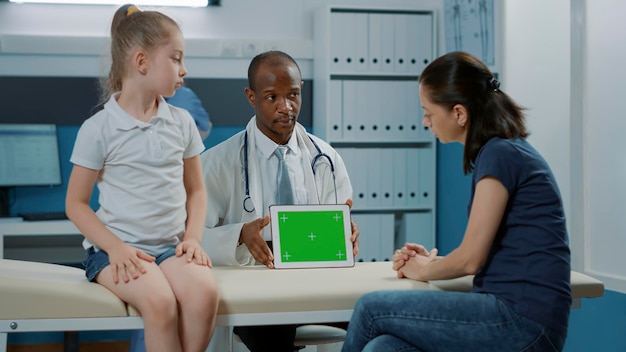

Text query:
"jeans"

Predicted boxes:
[[341, 290, 565, 352], [83, 247, 176, 282]]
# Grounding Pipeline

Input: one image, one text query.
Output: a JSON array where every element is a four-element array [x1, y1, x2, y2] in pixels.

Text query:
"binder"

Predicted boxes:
[[379, 213, 396, 262], [414, 13, 434, 73], [352, 213, 378, 263], [329, 12, 347, 73], [378, 81, 396, 141], [390, 81, 406, 141], [352, 13, 369, 73], [418, 147, 436, 208], [353, 149, 369, 208], [354, 80, 370, 141], [328, 79, 343, 142], [404, 80, 421, 141], [406, 147, 420, 208], [342, 80, 358, 142], [379, 148, 394, 208], [367, 13, 383, 72], [393, 14, 409, 73], [363, 80, 382, 141], [380, 13, 395, 73], [398, 212, 434, 250], [365, 148, 382, 208], [404, 14, 422, 74], [392, 148, 407, 208], [337, 148, 359, 209]]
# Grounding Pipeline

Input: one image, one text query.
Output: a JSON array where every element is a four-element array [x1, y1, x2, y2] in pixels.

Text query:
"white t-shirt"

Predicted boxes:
[[70, 93, 205, 256]]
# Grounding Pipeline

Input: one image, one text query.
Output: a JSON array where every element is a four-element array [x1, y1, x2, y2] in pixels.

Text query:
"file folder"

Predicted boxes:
[[379, 213, 396, 261], [379, 148, 395, 208], [398, 212, 434, 250], [392, 148, 408, 208], [394, 14, 409, 73], [406, 148, 420, 208], [368, 13, 383, 72], [418, 148, 436, 208], [380, 13, 395, 73], [365, 148, 382, 208], [328, 79, 343, 141]]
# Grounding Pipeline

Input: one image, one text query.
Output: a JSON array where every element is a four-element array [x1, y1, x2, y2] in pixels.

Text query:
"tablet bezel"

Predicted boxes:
[[269, 204, 354, 269]]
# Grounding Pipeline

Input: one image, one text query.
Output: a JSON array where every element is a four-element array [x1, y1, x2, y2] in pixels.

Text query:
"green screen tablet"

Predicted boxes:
[[269, 204, 354, 269]]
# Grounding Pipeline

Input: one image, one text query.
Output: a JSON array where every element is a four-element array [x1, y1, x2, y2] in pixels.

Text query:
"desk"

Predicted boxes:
[[212, 262, 432, 326], [0, 258, 605, 352], [0, 220, 81, 262]]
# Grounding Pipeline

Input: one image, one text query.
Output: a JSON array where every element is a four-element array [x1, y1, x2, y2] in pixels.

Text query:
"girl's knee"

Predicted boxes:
[[141, 289, 178, 321]]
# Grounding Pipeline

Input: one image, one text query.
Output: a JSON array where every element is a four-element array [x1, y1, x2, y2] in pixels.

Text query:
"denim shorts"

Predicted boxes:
[[83, 246, 177, 282]]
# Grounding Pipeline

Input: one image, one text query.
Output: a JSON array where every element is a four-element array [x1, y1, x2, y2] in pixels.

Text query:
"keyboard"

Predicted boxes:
[[19, 211, 68, 221]]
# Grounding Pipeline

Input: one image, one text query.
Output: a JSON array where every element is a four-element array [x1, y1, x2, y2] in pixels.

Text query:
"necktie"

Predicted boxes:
[[274, 146, 294, 204]]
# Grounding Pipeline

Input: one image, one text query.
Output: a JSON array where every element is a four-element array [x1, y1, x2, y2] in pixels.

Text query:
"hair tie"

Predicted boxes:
[[122, 4, 141, 16], [488, 77, 500, 92]]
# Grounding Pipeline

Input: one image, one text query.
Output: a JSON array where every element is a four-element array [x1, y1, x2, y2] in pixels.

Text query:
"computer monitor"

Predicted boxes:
[[0, 124, 62, 216], [0, 123, 62, 187]]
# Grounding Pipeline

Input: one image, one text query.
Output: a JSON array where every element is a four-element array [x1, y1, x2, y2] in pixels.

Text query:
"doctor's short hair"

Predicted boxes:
[[247, 50, 302, 92]]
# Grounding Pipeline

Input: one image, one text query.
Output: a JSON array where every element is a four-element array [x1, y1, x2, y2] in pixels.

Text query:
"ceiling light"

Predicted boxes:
[[8, 0, 209, 6]]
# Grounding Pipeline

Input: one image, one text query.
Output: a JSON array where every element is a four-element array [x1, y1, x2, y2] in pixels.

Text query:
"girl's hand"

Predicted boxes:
[[107, 243, 155, 284], [176, 238, 212, 267]]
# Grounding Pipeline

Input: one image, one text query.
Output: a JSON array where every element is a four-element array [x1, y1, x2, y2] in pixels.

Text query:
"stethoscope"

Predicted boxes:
[[242, 131, 337, 213]]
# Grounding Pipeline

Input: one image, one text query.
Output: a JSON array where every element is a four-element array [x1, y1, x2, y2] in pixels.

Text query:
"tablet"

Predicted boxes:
[[269, 204, 355, 269]]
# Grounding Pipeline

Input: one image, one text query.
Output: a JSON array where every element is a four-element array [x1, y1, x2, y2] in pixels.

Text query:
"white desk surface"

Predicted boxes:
[[211, 262, 435, 325], [1, 220, 605, 327]]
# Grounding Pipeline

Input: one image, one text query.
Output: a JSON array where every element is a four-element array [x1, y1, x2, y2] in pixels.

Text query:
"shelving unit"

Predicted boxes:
[[313, 5, 437, 262]]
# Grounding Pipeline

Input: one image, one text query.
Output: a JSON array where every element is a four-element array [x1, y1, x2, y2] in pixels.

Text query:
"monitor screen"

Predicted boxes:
[[0, 124, 62, 187]]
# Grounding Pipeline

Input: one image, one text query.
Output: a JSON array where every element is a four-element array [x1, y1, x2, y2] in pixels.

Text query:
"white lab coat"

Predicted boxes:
[[201, 117, 353, 352], [200, 117, 353, 266]]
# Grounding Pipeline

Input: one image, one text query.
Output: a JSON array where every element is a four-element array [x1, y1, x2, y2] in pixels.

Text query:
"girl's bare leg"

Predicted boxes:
[[160, 256, 219, 352]]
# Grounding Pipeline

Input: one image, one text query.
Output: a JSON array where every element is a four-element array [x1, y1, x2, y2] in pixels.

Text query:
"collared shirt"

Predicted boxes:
[[70, 93, 205, 255], [253, 124, 308, 240]]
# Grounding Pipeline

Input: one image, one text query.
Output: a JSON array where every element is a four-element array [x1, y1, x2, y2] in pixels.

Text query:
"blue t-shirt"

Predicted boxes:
[[469, 137, 571, 336]]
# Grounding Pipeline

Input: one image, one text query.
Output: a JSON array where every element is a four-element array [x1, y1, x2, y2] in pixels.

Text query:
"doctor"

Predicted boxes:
[[201, 50, 360, 351]]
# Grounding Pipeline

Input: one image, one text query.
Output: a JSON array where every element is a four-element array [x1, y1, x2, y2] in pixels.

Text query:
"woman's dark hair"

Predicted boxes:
[[419, 51, 527, 174]]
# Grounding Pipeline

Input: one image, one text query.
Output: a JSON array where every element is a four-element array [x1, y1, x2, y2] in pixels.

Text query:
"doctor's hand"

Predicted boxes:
[[345, 199, 360, 257], [240, 215, 274, 268]]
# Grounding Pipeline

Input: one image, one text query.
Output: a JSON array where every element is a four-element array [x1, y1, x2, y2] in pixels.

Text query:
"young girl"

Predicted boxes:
[[65, 5, 218, 352], [341, 51, 571, 352]]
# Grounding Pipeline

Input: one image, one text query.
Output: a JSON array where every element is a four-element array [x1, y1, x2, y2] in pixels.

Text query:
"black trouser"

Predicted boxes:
[[233, 324, 298, 352], [233, 322, 349, 352]]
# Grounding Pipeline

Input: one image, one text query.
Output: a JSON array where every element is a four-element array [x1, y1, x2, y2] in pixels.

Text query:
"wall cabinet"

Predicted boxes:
[[313, 6, 437, 262]]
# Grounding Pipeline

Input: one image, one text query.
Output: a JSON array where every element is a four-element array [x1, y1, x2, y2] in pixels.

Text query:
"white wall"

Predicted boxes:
[[0, 0, 443, 78], [582, 0, 626, 293], [502, 0, 572, 224], [503, 0, 626, 293]]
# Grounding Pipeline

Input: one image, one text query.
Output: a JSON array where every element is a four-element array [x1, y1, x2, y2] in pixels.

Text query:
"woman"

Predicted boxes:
[[341, 51, 571, 352]]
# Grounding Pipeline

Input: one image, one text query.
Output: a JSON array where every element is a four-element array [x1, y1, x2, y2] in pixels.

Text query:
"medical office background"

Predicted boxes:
[[0, 0, 624, 351]]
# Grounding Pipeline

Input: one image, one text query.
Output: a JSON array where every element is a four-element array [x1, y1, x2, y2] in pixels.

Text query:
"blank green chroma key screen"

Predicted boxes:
[[276, 210, 348, 262]]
